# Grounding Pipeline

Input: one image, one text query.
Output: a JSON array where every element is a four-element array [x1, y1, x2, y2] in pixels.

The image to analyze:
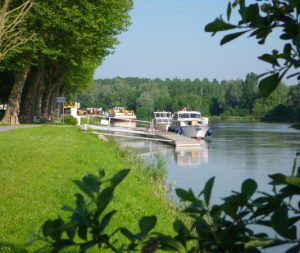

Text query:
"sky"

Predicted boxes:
[[94, 0, 287, 83]]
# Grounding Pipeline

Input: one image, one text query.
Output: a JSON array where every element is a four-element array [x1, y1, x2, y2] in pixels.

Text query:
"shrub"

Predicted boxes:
[[63, 115, 77, 125]]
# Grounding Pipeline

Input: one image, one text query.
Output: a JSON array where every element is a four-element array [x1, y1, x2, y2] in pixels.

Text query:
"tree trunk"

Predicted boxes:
[[0, 63, 30, 125], [35, 79, 45, 119], [19, 64, 44, 122], [40, 60, 67, 120], [41, 79, 62, 119]]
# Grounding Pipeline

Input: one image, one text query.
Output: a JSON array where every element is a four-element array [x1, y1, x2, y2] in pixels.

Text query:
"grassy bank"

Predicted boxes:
[[0, 126, 177, 252]]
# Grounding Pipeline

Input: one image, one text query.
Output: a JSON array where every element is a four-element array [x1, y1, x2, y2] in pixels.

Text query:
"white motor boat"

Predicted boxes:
[[153, 111, 172, 132], [108, 107, 136, 121], [169, 110, 212, 139]]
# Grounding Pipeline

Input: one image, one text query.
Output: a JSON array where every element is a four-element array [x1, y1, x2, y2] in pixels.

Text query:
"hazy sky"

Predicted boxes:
[[94, 0, 285, 82]]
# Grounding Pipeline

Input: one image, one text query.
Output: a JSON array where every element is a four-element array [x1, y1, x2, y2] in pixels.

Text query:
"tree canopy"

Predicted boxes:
[[0, 0, 133, 124]]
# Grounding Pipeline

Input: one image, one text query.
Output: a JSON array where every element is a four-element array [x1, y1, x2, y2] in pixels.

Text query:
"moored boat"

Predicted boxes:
[[169, 109, 212, 139], [153, 111, 172, 131], [108, 107, 136, 122]]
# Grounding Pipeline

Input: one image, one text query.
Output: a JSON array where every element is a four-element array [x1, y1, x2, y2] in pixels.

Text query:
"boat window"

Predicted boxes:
[[179, 113, 191, 118], [190, 113, 200, 118]]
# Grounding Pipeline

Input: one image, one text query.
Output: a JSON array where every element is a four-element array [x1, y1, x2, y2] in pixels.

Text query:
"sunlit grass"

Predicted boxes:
[[0, 126, 177, 252]]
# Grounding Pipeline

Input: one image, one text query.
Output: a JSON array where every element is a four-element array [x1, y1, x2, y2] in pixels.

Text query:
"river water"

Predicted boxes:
[[114, 122, 300, 252], [116, 122, 300, 201]]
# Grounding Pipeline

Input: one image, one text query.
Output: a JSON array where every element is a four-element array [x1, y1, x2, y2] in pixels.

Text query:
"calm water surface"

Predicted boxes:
[[117, 122, 300, 201], [115, 122, 300, 252]]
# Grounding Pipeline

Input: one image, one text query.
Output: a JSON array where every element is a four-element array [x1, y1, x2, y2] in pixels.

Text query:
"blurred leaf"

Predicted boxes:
[[82, 174, 100, 192], [153, 234, 185, 251], [176, 188, 196, 202], [223, 199, 238, 218], [200, 177, 215, 206], [110, 169, 130, 187], [271, 206, 297, 239], [227, 2, 232, 21], [258, 54, 280, 67], [120, 227, 136, 242], [291, 124, 300, 130], [42, 219, 64, 241], [78, 225, 88, 240], [221, 30, 248, 45], [204, 18, 237, 34], [96, 187, 114, 215], [75, 193, 86, 211], [73, 180, 95, 199], [283, 43, 292, 55], [139, 216, 157, 238], [286, 243, 300, 253], [211, 205, 222, 220], [269, 173, 290, 185], [193, 217, 211, 234], [98, 210, 117, 232], [258, 73, 280, 97], [245, 3, 260, 24], [173, 220, 189, 247], [241, 179, 257, 198]]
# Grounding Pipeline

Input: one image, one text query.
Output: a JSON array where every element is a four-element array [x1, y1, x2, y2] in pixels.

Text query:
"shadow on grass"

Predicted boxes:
[[0, 241, 28, 253]]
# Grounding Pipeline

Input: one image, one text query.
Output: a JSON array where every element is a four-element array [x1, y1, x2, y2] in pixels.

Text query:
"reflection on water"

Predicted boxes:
[[174, 145, 208, 167], [117, 137, 209, 167]]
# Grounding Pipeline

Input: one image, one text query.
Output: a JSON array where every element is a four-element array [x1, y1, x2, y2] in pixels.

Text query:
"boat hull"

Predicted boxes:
[[181, 125, 209, 139], [154, 123, 170, 132]]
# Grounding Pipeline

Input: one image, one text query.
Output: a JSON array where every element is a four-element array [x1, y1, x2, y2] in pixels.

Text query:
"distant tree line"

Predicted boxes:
[[78, 74, 300, 122]]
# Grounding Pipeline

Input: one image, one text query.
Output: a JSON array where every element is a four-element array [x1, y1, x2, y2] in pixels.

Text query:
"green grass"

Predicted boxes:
[[0, 126, 178, 252]]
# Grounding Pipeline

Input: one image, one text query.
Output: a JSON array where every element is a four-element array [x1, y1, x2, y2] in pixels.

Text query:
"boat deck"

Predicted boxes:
[[155, 130, 202, 148]]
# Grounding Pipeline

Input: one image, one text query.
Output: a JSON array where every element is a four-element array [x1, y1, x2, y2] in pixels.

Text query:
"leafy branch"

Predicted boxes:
[[205, 0, 300, 97], [0, 0, 35, 61]]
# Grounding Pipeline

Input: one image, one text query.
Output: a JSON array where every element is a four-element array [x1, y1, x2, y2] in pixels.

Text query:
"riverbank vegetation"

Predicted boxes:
[[31, 151, 300, 253], [0, 126, 177, 252], [78, 75, 300, 122]]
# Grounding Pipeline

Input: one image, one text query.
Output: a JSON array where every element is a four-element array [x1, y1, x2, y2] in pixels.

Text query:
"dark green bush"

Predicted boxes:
[[63, 115, 77, 125]]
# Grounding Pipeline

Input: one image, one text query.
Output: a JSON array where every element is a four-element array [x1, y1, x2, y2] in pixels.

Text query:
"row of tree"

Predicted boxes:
[[0, 0, 133, 125], [78, 74, 300, 122]]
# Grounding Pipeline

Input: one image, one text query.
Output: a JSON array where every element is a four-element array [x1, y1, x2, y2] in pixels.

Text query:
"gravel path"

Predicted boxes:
[[0, 125, 41, 132]]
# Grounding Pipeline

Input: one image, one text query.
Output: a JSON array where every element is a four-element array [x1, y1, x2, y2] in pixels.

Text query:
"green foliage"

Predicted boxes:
[[205, 0, 300, 97], [33, 153, 300, 252], [63, 115, 77, 125]]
